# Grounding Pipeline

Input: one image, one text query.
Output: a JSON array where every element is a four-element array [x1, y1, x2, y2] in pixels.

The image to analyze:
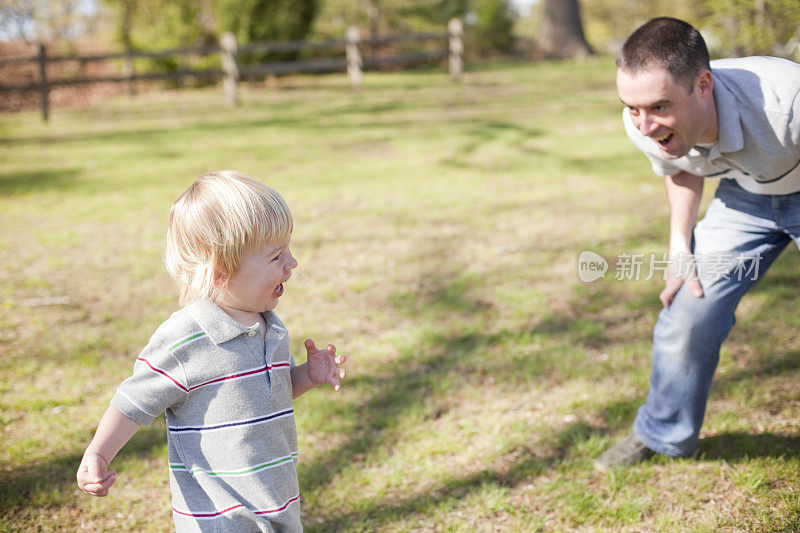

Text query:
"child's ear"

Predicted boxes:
[[212, 268, 228, 287]]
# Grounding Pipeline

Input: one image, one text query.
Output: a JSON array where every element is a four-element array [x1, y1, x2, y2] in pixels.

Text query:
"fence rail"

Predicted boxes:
[[0, 43, 223, 66], [0, 20, 463, 121]]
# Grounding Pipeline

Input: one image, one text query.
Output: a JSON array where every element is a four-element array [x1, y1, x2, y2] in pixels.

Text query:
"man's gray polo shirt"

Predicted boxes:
[[111, 300, 301, 532], [623, 56, 800, 195]]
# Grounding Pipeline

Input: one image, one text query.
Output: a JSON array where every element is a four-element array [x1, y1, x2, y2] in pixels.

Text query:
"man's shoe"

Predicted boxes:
[[594, 434, 654, 472]]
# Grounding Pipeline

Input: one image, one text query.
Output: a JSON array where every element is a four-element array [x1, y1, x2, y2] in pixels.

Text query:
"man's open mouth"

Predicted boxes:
[[653, 133, 673, 147]]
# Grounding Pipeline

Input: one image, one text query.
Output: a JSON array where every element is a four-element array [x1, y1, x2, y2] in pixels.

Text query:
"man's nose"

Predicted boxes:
[[637, 112, 658, 136]]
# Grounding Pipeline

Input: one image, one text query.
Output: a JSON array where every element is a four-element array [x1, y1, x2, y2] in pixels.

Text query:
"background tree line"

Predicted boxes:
[[1, 0, 798, 61]]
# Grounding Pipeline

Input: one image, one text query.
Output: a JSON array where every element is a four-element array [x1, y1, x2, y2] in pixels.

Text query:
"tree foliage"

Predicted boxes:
[[218, 0, 317, 44], [314, 0, 461, 36], [5, 0, 799, 63], [698, 0, 800, 57], [581, 0, 800, 58], [472, 0, 515, 55], [101, 0, 317, 51], [313, 0, 515, 56], [0, 0, 99, 43], [103, 0, 210, 50]]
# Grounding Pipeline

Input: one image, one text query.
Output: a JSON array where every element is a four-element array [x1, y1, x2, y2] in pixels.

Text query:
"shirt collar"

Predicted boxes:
[[188, 300, 282, 345], [709, 71, 744, 156]]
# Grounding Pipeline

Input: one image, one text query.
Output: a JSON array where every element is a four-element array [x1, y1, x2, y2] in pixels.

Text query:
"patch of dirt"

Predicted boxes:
[[0, 39, 134, 113]]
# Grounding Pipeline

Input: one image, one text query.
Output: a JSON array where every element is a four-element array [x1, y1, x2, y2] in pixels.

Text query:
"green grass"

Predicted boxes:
[[2, 58, 799, 532]]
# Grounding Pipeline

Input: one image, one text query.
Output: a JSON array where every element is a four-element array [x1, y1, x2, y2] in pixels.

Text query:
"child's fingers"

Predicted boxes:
[[81, 471, 116, 496], [85, 456, 106, 483], [334, 354, 346, 365], [77, 454, 106, 489], [304, 338, 316, 355], [307, 339, 339, 358], [95, 471, 116, 495], [337, 367, 346, 379], [82, 483, 105, 496]]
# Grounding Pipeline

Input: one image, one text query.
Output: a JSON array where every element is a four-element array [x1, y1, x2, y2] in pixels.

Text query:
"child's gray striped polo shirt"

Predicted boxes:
[[111, 299, 301, 532]]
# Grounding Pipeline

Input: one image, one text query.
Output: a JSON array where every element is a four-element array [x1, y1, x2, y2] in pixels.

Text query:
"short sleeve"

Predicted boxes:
[[791, 86, 800, 147], [110, 335, 188, 426]]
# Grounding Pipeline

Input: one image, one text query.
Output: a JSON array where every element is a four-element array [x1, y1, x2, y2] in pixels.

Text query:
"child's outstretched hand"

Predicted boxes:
[[305, 338, 346, 391], [77, 452, 117, 497]]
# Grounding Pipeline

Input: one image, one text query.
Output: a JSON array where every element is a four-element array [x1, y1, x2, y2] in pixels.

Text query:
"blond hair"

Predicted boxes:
[[165, 170, 293, 305]]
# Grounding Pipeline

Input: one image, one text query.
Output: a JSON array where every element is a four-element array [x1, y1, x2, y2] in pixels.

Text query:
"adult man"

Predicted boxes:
[[595, 17, 800, 471]]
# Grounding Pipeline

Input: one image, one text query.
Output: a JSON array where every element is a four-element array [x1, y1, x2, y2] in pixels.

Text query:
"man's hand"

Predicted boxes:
[[304, 338, 346, 392], [77, 452, 116, 497], [661, 172, 704, 307], [660, 251, 704, 307]]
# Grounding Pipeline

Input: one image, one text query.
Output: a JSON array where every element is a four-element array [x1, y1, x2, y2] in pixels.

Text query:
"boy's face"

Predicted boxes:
[[219, 237, 298, 315]]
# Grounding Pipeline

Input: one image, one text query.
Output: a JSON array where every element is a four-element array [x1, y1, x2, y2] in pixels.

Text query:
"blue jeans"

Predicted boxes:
[[633, 179, 800, 457]]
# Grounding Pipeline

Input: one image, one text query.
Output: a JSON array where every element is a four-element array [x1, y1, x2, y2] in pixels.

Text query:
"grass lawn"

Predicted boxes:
[[1, 57, 798, 532]]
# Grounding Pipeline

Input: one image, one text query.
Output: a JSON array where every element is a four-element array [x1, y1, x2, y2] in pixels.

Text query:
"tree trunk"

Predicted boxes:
[[540, 0, 593, 59], [120, 0, 134, 51], [364, 0, 380, 59], [120, 0, 136, 95], [197, 0, 218, 45]]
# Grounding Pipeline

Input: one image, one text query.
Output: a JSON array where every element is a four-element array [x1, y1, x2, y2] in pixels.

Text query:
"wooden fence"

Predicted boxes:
[[0, 19, 464, 121]]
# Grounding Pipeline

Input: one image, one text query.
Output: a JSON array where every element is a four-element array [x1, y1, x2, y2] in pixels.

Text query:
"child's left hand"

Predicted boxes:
[[304, 338, 346, 391]]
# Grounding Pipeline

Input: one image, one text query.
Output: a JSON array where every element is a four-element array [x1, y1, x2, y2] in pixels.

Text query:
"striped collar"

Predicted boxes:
[[187, 300, 283, 345]]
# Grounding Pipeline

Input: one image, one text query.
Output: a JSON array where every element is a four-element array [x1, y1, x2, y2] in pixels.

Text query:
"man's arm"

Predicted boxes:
[[661, 171, 705, 307]]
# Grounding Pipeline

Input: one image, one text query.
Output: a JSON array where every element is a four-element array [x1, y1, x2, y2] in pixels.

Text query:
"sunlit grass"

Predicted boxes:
[[2, 58, 798, 532]]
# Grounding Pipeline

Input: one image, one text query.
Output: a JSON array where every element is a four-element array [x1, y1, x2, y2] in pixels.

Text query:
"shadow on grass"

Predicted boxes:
[[305, 420, 603, 531], [0, 167, 82, 196], [714, 349, 800, 396], [298, 243, 650, 529], [300, 214, 799, 529], [0, 423, 165, 511], [735, 244, 800, 308], [0, 81, 462, 149], [698, 432, 800, 461], [712, 250, 800, 395]]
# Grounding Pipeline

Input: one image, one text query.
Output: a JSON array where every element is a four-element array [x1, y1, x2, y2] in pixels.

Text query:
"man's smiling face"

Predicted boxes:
[[617, 66, 717, 159]]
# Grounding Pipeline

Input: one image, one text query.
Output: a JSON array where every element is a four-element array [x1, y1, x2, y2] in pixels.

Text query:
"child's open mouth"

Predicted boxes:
[[275, 283, 284, 297]]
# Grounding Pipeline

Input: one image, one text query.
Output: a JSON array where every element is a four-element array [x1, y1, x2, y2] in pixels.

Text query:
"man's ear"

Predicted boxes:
[[696, 69, 713, 97]]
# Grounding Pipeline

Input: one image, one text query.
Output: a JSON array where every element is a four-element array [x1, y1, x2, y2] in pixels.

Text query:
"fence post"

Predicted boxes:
[[37, 43, 49, 121], [220, 32, 239, 106], [346, 26, 363, 91], [123, 48, 136, 96], [448, 18, 463, 82]]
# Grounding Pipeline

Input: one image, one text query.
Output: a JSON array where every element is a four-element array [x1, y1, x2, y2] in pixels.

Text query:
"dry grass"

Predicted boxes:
[[1, 58, 798, 532]]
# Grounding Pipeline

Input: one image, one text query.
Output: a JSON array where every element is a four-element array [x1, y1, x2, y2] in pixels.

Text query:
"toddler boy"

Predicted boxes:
[[76, 170, 346, 532]]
